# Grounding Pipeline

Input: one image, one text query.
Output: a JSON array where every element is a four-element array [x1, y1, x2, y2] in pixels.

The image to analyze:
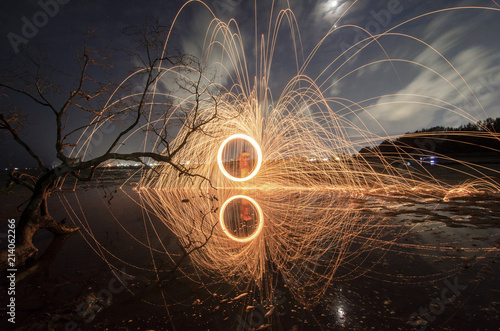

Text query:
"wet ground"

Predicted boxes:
[[1, 170, 500, 330]]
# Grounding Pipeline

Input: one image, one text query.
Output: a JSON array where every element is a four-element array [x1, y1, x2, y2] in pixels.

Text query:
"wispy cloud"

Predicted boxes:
[[349, 8, 500, 136]]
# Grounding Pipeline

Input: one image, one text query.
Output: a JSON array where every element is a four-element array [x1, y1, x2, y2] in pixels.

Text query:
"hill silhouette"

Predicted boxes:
[[358, 117, 500, 163]]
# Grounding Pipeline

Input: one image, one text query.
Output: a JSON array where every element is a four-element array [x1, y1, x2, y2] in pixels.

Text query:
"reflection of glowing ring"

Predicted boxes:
[[217, 134, 263, 181], [219, 195, 264, 243]]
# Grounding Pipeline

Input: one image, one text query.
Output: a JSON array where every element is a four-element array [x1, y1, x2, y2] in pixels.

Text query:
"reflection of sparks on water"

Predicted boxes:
[[219, 195, 264, 242], [70, 0, 500, 319], [139, 188, 386, 304]]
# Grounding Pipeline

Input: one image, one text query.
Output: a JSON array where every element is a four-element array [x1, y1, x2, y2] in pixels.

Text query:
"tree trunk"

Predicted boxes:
[[0, 170, 79, 270]]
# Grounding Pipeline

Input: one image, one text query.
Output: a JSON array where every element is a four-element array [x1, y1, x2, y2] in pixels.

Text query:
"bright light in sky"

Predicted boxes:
[[328, 0, 338, 9]]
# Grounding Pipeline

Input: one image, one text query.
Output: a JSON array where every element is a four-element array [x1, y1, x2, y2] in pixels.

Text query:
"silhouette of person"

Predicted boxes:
[[238, 149, 251, 178], [240, 198, 253, 222]]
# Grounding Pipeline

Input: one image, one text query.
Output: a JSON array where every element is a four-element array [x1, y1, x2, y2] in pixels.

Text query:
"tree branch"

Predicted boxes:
[[0, 83, 51, 108], [0, 113, 45, 168]]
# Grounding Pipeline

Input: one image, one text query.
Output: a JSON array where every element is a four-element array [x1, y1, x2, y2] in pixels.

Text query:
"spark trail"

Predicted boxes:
[[68, 0, 500, 320]]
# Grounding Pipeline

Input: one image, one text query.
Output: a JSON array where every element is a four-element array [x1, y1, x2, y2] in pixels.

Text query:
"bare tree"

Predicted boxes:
[[0, 18, 221, 268]]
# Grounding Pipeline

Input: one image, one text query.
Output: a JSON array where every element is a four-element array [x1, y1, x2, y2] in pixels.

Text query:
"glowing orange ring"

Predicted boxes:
[[219, 195, 264, 243], [217, 134, 262, 182]]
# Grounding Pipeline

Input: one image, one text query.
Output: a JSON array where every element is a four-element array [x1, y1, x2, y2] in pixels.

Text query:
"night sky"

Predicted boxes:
[[1, 0, 499, 168]]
